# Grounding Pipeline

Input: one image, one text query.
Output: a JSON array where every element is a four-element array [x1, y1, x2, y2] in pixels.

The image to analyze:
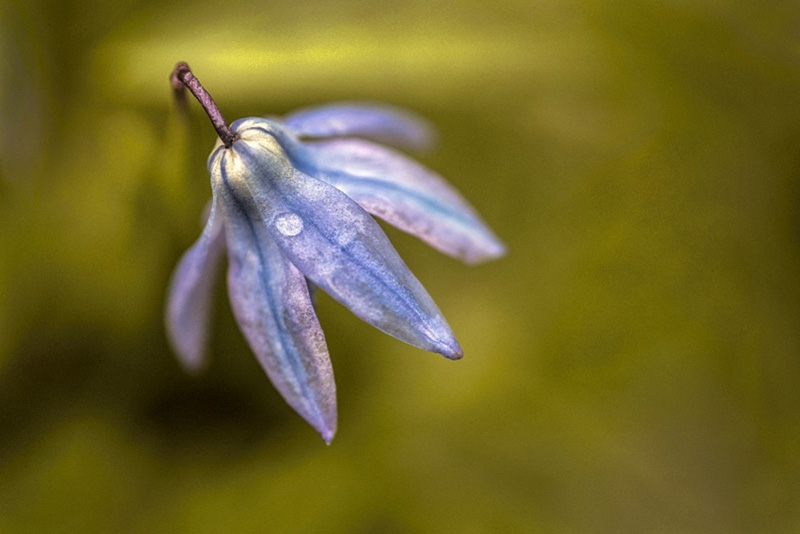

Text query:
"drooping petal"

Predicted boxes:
[[218, 175, 337, 443], [303, 138, 506, 264], [165, 194, 225, 372], [214, 125, 462, 359], [282, 103, 436, 153]]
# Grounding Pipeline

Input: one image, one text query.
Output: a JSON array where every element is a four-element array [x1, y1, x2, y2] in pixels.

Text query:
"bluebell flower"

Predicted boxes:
[[166, 100, 504, 443]]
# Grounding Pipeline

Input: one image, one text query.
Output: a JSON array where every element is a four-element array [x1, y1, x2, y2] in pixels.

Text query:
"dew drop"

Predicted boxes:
[[274, 212, 304, 236]]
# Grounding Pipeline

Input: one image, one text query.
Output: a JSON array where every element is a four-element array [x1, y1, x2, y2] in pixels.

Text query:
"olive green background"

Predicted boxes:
[[2, 1, 800, 532]]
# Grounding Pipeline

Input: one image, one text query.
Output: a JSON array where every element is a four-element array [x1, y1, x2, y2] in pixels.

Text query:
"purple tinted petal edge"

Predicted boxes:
[[282, 102, 436, 153], [165, 195, 225, 372], [305, 138, 506, 264]]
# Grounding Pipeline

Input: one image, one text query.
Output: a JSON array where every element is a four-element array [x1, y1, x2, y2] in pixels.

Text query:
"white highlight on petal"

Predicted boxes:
[[274, 212, 304, 236]]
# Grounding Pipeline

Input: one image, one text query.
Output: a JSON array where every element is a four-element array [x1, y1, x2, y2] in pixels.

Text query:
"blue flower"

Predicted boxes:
[[166, 103, 504, 443]]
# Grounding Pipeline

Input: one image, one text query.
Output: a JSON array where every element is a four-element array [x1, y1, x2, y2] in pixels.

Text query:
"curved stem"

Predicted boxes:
[[171, 62, 238, 148]]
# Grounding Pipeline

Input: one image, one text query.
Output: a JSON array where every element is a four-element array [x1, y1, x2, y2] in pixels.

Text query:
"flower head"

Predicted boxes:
[[166, 65, 504, 443]]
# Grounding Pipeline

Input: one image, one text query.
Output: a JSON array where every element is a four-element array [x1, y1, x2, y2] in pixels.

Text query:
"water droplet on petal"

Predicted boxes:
[[274, 212, 304, 236]]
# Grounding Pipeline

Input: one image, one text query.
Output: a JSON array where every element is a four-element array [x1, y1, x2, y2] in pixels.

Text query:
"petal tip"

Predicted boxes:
[[167, 330, 210, 374], [178, 356, 209, 375], [436, 339, 463, 360], [490, 239, 508, 258], [318, 423, 337, 445], [322, 429, 336, 445], [465, 237, 507, 265], [308, 406, 337, 445]]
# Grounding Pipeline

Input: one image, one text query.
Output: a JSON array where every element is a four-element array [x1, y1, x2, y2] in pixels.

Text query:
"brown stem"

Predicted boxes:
[[170, 62, 238, 148]]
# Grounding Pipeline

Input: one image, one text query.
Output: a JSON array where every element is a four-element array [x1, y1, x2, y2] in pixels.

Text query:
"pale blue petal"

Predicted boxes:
[[282, 103, 436, 153], [218, 173, 337, 443], [304, 138, 506, 264], [214, 127, 462, 359], [165, 194, 225, 372]]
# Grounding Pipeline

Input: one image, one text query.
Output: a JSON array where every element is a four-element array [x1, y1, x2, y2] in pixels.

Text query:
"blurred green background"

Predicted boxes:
[[2, 0, 800, 532]]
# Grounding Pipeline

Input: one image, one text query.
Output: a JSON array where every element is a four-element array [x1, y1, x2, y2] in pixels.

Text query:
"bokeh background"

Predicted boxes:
[[2, 0, 800, 532]]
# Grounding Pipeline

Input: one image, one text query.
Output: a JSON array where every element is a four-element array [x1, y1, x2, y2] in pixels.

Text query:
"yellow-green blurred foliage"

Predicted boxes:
[[2, 0, 800, 532]]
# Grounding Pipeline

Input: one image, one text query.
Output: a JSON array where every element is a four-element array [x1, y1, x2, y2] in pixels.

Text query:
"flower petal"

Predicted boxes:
[[215, 128, 462, 359], [304, 138, 506, 264], [219, 180, 337, 443], [282, 103, 436, 153], [165, 194, 225, 372]]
